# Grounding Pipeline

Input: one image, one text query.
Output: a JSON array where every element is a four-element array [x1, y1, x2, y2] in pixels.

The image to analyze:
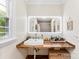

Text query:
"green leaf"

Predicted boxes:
[[0, 17, 6, 26]]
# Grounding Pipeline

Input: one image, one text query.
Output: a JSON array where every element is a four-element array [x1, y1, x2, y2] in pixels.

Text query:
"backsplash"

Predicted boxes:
[[27, 32, 63, 39]]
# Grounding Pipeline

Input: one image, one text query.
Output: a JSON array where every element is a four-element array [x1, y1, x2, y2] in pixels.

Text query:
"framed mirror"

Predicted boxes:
[[27, 16, 63, 33]]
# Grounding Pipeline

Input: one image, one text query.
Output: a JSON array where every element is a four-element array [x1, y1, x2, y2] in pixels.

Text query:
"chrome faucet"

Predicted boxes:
[[35, 33, 38, 39], [41, 34, 43, 39]]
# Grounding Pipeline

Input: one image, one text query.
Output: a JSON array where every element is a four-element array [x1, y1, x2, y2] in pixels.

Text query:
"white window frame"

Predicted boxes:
[[0, 0, 16, 48], [0, 0, 10, 39]]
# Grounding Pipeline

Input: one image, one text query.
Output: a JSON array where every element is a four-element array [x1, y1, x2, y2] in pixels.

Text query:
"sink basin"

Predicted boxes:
[[24, 38, 43, 46]]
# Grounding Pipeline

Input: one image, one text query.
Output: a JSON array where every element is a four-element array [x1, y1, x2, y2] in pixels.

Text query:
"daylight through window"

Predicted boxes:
[[0, 0, 9, 38]]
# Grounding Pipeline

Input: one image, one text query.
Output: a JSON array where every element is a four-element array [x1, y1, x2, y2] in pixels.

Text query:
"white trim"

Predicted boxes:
[[27, 0, 65, 5], [28, 32, 62, 34], [0, 32, 7, 33], [0, 0, 15, 47], [0, 37, 16, 48], [0, 26, 8, 28], [28, 2, 64, 5]]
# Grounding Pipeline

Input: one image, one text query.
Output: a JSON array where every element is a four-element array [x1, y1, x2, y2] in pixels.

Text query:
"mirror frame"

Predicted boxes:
[[27, 16, 63, 33]]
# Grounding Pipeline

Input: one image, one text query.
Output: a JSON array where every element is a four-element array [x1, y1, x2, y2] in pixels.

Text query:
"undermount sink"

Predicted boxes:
[[24, 38, 43, 46]]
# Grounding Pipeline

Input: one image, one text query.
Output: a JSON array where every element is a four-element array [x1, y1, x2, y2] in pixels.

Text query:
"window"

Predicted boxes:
[[0, 0, 9, 39]]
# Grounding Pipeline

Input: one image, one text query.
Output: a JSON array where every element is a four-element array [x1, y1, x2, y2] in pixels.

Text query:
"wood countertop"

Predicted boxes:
[[16, 40, 75, 49]]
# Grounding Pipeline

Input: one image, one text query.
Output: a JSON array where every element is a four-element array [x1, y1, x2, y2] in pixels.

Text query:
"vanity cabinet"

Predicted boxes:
[[49, 49, 71, 59]]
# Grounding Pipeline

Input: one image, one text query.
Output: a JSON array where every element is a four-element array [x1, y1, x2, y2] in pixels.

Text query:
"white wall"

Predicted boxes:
[[63, 0, 79, 59], [1, 0, 79, 59], [0, 0, 28, 59], [27, 4, 64, 16], [27, 4, 64, 55]]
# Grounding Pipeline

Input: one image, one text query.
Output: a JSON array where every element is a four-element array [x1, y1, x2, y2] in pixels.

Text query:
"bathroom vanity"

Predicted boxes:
[[16, 38, 75, 59], [16, 39, 75, 49], [16, 16, 75, 59]]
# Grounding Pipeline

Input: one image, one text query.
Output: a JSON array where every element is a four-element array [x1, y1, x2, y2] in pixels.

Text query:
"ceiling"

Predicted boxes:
[[26, 0, 66, 5]]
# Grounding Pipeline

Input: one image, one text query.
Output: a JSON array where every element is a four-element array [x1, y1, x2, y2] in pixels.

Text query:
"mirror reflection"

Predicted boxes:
[[28, 16, 63, 33]]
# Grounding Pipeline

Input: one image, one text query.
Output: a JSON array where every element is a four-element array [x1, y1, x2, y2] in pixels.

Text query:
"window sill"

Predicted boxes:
[[0, 37, 16, 48]]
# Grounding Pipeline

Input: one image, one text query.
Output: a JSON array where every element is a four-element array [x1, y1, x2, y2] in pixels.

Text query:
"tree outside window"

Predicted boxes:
[[0, 0, 9, 38]]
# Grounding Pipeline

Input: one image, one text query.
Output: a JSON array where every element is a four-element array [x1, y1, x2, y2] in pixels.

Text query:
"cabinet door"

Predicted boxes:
[[58, 53, 63, 59], [63, 54, 71, 59], [49, 53, 71, 59], [49, 55, 58, 59], [49, 53, 62, 59]]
